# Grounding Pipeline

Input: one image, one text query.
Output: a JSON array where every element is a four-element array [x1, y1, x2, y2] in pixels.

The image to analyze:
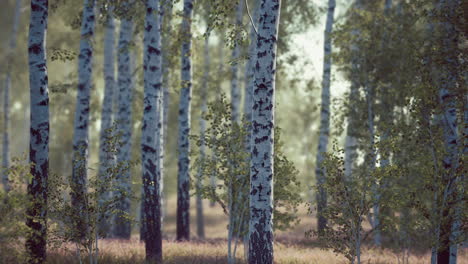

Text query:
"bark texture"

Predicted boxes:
[[176, 0, 194, 241], [142, 0, 163, 261], [2, 0, 22, 192], [315, 0, 335, 236], [114, 15, 134, 239], [26, 0, 49, 262], [248, 1, 281, 263], [97, 5, 116, 237], [71, 0, 96, 241]]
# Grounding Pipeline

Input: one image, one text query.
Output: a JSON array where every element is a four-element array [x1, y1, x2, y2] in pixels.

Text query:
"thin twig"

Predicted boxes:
[[245, 0, 259, 36]]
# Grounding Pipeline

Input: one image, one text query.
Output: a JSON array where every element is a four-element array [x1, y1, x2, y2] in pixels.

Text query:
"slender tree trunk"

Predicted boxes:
[[230, 0, 244, 124], [315, 0, 335, 236], [161, 0, 173, 219], [26, 0, 49, 262], [97, 5, 116, 237], [209, 38, 225, 208], [196, 35, 209, 239], [243, 0, 260, 256], [248, 1, 281, 263], [114, 15, 134, 239], [142, 0, 163, 260], [435, 1, 461, 262], [176, 0, 194, 241], [71, 0, 96, 241], [2, 0, 21, 192], [344, 0, 362, 180]]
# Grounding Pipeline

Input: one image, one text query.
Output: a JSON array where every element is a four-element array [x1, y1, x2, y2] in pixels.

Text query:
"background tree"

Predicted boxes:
[[26, 0, 49, 262]]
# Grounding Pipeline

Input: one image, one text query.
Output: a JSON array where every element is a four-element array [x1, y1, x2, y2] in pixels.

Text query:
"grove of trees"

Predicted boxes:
[[0, 0, 465, 264]]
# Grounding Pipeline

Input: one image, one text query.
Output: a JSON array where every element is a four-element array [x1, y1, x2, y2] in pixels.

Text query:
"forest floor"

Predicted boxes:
[[3, 198, 468, 263]]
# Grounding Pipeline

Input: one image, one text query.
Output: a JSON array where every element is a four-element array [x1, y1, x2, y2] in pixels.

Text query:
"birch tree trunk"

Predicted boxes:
[[161, 0, 173, 218], [370, 0, 393, 247], [26, 0, 49, 262], [315, 0, 335, 236], [230, 0, 244, 124], [196, 35, 209, 239], [71, 0, 96, 241], [114, 15, 134, 239], [97, 4, 116, 237], [142, 0, 163, 260], [2, 0, 21, 193], [248, 1, 281, 263], [436, 2, 461, 263], [344, 0, 362, 180], [176, 0, 194, 241]]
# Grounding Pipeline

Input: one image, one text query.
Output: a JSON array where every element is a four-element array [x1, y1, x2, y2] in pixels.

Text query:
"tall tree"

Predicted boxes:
[[248, 0, 281, 263], [315, 0, 335, 236], [97, 2, 116, 237], [114, 11, 135, 239], [70, 0, 96, 241], [142, 0, 163, 261], [343, 0, 362, 180], [435, 0, 461, 262], [160, 0, 173, 217], [2, 0, 22, 192], [176, 0, 194, 241], [196, 34, 209, 239], [230, 0, 244, 123], [26, 0, 49, 262]]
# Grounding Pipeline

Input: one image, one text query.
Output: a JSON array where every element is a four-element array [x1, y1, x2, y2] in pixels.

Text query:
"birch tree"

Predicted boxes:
[[142, 0, 163, 260], [230, 0, 244, 124], [26, 0, 49, 262], [97, 2, 116, 237], [435, 0, 461, 262], [2, 0, 21, 193], [249, 0, 281, 263], [176, 0, 194, 241], [196, 34, 209, 239], [315, 0, 335, 236], [70, 0, 96, 241], [114, 11, 135, 239]]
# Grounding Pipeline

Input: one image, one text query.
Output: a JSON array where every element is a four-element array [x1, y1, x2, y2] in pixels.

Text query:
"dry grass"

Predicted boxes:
[[2, 198, 467, 263]]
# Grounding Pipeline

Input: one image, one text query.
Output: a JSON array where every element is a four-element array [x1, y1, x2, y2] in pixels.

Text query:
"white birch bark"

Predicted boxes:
[[248, 1, 281, 263], [114, 15, 134, 239], [142, 0, 163, 260], [196, 35, 209, 239], [26, 0, 49, 262], [230, 0, 244, 123], [2, 0, 22, 192], [176, 0, 194, 241], [71, 0, 96, 240], [315, 0, 335, 235], [97, 5, 116, 237], [344, 0, 362, 180]]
